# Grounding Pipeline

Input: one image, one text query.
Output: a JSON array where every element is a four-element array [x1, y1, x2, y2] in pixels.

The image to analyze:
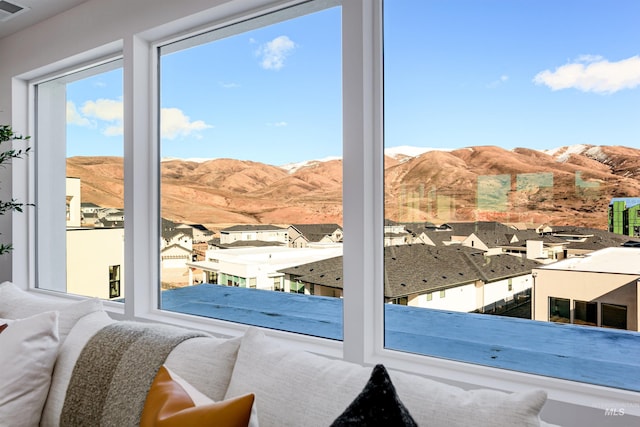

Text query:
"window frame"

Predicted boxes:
[[10, 0, 640, 417]]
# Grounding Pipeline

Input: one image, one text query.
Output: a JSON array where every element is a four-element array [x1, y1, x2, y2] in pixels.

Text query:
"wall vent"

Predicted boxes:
[[0, 1, 29, 23]]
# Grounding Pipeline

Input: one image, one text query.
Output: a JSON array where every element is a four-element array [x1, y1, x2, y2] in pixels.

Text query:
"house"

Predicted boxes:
[[533, 247, 640, 331], [66, 227, 125, 300], [66, 178, 81, 227], [176, 223, 213, 243], [220, 224, 288, 245], [288, 223, 343, 248], [185, 245, 343, 290], [62, 177, 125, 300], [280, 244, 539, 313]]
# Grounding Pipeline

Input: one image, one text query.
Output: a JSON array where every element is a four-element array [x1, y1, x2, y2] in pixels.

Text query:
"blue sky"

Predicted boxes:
[[66, 0, 640, 165]]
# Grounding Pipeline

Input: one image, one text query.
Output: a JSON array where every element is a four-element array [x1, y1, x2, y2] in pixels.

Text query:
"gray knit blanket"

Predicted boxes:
[[59, 321, 206, 427]]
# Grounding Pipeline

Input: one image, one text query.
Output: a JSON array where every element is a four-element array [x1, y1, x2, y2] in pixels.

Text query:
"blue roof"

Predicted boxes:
[[162, 284, 640, 392], [610, 197, 640, 208]]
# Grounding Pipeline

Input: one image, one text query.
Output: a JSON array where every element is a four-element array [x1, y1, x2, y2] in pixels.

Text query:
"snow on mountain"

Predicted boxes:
[[280, 156, 342, 174], [384, 145, 447, 159], [543, 144, 590, 163]]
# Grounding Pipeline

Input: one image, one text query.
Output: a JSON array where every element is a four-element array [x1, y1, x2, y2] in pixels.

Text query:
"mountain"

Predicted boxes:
[[67, 144, 640, 231]]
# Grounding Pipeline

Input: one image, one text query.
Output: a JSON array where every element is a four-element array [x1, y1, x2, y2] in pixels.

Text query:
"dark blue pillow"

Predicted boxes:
[[330, 364, 418, 426]]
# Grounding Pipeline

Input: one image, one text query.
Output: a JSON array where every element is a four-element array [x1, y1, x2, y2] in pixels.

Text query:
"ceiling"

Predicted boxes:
[[0, 0, 88, 40]]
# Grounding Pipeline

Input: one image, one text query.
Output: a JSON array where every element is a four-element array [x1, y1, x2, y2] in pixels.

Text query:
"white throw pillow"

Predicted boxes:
[[0, 281, 103, 343], [0, 311, 60, 427], [225, 328, 548, 427], [165, 335, 242, 402], [40, 310, 115, 427]]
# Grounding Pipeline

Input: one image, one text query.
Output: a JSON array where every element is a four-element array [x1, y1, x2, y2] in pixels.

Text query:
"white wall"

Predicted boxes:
[[65, 227, 125, 299], [409, 283, 478, 312], [483, 274, 531, 307]]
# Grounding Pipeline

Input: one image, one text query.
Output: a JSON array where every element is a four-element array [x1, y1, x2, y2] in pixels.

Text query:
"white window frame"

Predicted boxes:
[[8, 0, 640, 419]]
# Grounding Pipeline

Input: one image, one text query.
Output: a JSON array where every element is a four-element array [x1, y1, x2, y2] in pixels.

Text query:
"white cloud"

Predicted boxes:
[[220, 82, 240, 89], [161, 107, 213, 140], [68, 98, 211, 139], [268, 121, 288, 127], [533, 55, 640, 94], [79, 98, 124, 136], [103, 125, 124, 136], [257, 35, 297, 70], [81, 98, 124, 122], [66, 101, 93, 127], [487, 74, 509, 89]]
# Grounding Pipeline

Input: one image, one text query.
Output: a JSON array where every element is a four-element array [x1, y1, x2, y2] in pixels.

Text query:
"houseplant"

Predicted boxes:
[[0, 125, 30, 255]]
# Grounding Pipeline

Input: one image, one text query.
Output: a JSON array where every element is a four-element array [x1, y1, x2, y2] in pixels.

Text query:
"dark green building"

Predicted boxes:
[[609, 198, 640, 236]]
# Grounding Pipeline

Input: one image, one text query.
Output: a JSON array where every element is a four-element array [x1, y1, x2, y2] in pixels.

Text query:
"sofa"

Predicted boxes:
[[0, 281, 557, 427]]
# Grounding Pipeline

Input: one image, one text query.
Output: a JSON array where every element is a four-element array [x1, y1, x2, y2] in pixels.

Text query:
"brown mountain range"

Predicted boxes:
[[66, 145, 640, 231]]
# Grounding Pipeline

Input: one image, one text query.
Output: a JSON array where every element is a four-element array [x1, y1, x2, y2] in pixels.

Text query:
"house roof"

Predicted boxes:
[[221, 224, 286, 232], [552, 226, 638, 249], [280, 244, 539, 298], [212, 240, 285, 249], [290, 224, 342, 243], [540, 247, 640, 275], [163, 227, 193, 241], [177, 223, 211, 232], [96, 219, 124, 228]]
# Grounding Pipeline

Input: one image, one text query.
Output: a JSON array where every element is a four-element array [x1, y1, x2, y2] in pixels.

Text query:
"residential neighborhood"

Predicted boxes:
[[65, 177, 640, 331]]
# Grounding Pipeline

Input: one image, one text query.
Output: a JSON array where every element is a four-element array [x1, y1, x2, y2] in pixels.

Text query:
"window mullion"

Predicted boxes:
[[123, 35, 159, 320], [342, 0, 384, 365]]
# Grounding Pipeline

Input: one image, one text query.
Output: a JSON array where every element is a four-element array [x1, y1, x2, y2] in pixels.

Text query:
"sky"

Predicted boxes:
[[66, 0, 640, 166]]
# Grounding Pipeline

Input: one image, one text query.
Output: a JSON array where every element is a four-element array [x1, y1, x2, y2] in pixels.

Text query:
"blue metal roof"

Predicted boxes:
[[162, 283, 640, 392]]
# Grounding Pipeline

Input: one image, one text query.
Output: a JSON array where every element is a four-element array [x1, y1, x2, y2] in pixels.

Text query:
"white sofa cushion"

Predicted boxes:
[[225, 328, 548, 427], [0, 311, 60, 427], [40, 310, 115, 427], [0, 281, 103, 344], [165, 335, 242, 402]]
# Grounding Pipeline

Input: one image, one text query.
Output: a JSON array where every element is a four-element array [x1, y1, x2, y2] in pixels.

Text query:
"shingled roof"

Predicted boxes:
[[279, 244, 539, 299], [551, 226, 639, 250], [290, 223, 342, 243]]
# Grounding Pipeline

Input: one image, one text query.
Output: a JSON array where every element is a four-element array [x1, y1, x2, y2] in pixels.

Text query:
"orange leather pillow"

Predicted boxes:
[[141, 365, 255, 427]]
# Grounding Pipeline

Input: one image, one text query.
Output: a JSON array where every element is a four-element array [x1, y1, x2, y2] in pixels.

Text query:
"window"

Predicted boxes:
[[549, 297, 570, 323], [574, 300, 597, 327], [35, 60, 124, 301], [158, 0, 343, 338], [439, 290, 446, 298], [109, 265, 121, 299], [602, 303, 627, 330], [382, 0, 639, 391]]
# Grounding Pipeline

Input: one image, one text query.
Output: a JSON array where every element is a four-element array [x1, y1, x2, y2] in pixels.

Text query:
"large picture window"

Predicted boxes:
[[157, 1, 343, 339], [35, 60, 124, 301], [382, 0, 640, 388]]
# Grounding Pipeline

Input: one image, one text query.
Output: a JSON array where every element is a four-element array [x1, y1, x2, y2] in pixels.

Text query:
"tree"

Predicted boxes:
[[0, 125, 31, 255]]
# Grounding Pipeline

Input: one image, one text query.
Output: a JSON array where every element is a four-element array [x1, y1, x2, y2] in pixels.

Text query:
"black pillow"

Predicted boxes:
[[330, 364, 418, 427]]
